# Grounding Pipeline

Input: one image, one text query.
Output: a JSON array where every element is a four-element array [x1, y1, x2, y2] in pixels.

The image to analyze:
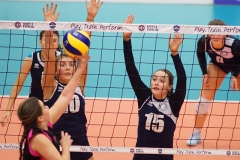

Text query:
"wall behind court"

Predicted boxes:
[[1, 1, 240, 101], [0, 0, 214, 4]]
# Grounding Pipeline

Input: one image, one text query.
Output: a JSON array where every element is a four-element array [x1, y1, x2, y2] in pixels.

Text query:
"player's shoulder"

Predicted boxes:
[[26, 50, 41, 59], [225, 36, 238, 47]]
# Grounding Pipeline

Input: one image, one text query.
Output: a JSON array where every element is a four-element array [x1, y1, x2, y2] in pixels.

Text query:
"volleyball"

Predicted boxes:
[[62, 29, 90, 58]]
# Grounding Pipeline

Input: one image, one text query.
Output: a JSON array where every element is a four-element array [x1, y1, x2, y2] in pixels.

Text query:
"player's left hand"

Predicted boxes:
[[231, 76, 238, 91], [169, 34, 184, 56], [86, 0, 103, 20], [42, 2, 60, 21]]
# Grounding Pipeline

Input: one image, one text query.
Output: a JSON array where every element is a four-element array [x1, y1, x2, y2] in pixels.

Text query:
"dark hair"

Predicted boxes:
[[208, 19, 227, 26], [17, 97, 42, 160], [153, 69, 174, 97], [202, 19, 227, 44], [39, 30, 62, 52]]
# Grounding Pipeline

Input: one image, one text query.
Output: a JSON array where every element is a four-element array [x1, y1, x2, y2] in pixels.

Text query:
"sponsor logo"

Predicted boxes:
[[173, 25, 180, 32], [23, 22, 34, 28], [136, 149, 144, 153], [138, 25, 145, 31], [49, 22, 56, 29], [147, 25, 158, 31], [130, 148, 134, 153], [226, 151, 231, 156], [14, 22, 21, 28], [232, 151, 240, 155], [34, 63, 39, 68], [158, 149, 162, 154], [147, 100, 153, 107], [64, 40, 69, 46]]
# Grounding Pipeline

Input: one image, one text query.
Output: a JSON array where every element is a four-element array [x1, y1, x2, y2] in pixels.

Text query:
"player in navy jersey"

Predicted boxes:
[[123, 15, 186, 160], [187, 19, 240, 146], [17, 53, 89, 160], [0, 30, 61, 127], [41, 1, 102, 160]]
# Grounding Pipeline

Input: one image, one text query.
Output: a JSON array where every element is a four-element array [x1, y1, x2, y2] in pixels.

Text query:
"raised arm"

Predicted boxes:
[[79, 0, 103, 94], [49, 56, 90, 124], [1, 57, 31, 127], [168, 34, 186, 116], [85, 0, 103, 37], [123, 15, 150, 107], [41, 3, 60, 99], [41, 30, 56, 99]]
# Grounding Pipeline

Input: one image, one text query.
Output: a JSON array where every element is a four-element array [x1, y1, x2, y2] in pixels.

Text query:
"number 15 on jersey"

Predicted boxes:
[[145, 113, 164, 133]]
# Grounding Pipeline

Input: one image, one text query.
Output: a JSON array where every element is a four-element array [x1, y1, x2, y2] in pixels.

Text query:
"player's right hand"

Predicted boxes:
[[0, 111, 11, 127], [123, 15, 134, 41], [202, 74, 209, 86], [60, 131, 73, 149]]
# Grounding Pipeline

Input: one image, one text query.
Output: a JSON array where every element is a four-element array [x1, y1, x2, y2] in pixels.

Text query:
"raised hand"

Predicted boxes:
[[42, 2, 60, 21], [169, 34, 184, 56], [86, 0, 103, 21], [123, 15, 134, 41]]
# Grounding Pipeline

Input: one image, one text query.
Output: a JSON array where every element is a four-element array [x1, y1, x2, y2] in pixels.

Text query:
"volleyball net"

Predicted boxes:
[[0, 20, 240, 157]]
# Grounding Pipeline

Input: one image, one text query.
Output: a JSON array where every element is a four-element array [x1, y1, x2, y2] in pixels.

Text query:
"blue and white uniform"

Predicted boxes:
[[197, 35, 240, 77], [28, 50, 61, 101], [123, 39, 186, 160], [44, 81, 92, 160]]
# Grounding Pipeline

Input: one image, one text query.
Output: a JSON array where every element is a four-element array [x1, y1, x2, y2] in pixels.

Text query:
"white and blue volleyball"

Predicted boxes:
[[62, 29, 90, 58]]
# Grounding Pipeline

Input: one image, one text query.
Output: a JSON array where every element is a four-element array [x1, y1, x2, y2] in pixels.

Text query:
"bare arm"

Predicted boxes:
[[1, 57, 31, 127], [41, 3, 60, 99], [78, 0, 103, 93], [85, 0, 103, 37], [41, 31, 56, 100], [79, 63, 88, 94], [30, 133, 71, 160]]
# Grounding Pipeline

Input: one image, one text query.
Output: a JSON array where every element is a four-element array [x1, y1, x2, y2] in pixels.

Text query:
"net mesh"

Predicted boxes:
[[0, 21, 240, 157]]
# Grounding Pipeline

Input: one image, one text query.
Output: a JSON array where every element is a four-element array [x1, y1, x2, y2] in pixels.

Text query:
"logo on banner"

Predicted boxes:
[[136, 149, 144, 153], [49, 22, 56, 29], [173, 25, 180, 32], [226, 151, 231, 155], [14, 22, 21, 28], [23, 22, 34, 28], [158, 149, 162, 154], [147, 25, 158, 31], [130, 148, 134, 153], [138, 25, 145, 31]]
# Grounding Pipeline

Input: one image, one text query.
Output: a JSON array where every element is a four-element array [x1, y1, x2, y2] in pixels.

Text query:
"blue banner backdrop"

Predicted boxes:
[[215, 0, 240, 4]]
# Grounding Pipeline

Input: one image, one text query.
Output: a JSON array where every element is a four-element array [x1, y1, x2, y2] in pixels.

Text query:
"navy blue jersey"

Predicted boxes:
[[23, 123, 59, 160], [197, 35, 240, 77], [29, 50, 61, 101], [44, 81, 92, 160], [29, 50, 44, 101], [123, 40, 186, 160]]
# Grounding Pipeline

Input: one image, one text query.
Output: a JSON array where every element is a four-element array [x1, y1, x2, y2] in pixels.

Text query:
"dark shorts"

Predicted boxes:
[[210, 61, 234, 74], [70, 134, 93, 160], [133, 154, 173, 160]]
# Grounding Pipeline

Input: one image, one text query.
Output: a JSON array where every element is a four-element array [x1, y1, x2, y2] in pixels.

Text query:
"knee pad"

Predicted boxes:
[[194, 97, 211, 115]]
